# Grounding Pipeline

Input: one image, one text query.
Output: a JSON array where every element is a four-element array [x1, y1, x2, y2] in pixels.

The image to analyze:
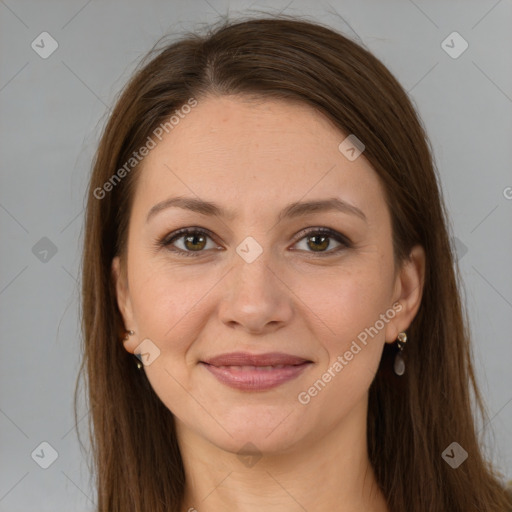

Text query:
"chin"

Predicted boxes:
[[212, 429, 300, 458], [205, 408, 306, 454]]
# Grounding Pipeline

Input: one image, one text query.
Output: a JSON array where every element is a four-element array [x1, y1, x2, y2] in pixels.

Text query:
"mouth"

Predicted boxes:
[[199, 352, 313, 391], [201, 351, 312, 367]]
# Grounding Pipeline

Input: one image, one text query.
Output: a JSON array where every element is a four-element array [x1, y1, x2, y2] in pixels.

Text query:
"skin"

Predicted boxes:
[[113, 95, 425, 512]]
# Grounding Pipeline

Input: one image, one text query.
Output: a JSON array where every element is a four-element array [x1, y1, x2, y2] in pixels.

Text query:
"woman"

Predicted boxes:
[[77, 15, 512, 511]]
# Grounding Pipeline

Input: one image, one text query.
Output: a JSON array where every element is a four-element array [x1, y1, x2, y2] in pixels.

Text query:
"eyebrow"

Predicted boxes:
[[146, 196, 367, 223]]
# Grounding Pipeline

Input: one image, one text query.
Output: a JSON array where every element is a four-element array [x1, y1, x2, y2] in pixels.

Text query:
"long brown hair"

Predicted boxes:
[[77, 15, 512, 511]]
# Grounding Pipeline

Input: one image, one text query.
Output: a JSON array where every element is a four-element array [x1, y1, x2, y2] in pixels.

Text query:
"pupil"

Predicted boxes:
[[186, 234, 205, 251], [309, 235, 328, 251]]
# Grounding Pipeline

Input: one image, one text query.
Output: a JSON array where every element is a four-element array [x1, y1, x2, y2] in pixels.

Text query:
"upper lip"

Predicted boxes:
[[201, 352, 312, 367]]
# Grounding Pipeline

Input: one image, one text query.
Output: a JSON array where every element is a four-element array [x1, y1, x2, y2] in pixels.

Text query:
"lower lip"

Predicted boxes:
[[200, 362, 312, 391]]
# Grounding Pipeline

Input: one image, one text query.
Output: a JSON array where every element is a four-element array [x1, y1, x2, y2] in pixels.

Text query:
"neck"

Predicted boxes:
[[177, 398, 389, 512]]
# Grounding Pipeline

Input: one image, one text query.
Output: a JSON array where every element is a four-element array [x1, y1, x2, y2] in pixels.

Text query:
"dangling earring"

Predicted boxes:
[[393, 331, 407, 376], [122, 330, 142, 370]]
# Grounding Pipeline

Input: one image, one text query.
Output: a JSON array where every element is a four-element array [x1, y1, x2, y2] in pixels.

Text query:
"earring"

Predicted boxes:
[[122, 330, 143, 370], [123, 330, 135, 341], [393, 331, 407, 376]]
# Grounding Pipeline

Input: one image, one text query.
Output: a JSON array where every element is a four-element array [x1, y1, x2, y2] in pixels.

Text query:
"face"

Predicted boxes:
[[113, 95, 424, 456]]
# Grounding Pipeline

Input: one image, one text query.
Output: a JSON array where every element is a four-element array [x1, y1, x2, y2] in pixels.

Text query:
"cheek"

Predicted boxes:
[[297, 279, 389, 420], [321, 264, 391, 330], [128, 256, 200, 350], [314, 264, 393, 378], [128, 260, 208, 414]]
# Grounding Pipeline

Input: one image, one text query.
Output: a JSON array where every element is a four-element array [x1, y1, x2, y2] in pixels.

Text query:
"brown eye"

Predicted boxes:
[[182, 233, 207, 251], [162, 228, 218, 257], [160, 226, 350, 258], [306, 234, 330, 252], [293, 228, 350, 255]]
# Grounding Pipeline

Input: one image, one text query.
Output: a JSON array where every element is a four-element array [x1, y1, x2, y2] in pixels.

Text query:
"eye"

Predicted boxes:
[[159, 227, 351, 257], [292, 227, 350, 255], [160, 228, 220, 257]]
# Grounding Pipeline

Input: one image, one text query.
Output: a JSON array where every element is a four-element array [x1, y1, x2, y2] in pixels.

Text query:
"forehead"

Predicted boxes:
[[131, 95, 387, 225], [151, 95, 349, 165]]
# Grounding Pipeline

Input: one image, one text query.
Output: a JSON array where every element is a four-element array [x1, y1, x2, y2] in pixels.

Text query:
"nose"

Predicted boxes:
[[218, 248, 294, 334]]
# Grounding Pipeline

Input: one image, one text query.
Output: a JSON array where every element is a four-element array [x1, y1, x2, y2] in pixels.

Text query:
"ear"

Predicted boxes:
[[112, 256, 137, 354], [385, 244, 426, 343]]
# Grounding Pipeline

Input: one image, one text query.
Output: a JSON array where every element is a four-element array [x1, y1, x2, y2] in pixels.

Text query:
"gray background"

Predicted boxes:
[[1, 0, 511, 510]]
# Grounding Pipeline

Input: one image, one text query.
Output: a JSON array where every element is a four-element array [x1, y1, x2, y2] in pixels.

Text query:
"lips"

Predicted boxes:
[[202, 352, 311, 367], [200, 352, 313, 391]]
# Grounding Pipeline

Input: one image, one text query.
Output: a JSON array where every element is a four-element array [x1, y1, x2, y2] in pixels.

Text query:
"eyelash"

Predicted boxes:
[[158, 227, 351, 258]]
